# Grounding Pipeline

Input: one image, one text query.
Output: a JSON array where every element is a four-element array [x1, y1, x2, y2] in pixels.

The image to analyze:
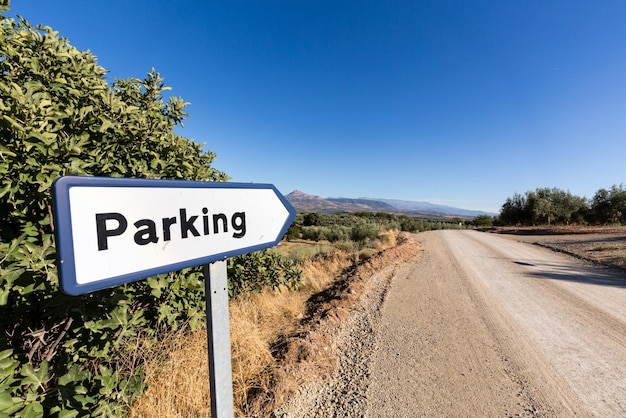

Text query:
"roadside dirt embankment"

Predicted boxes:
[[262, 233, 421, 416]]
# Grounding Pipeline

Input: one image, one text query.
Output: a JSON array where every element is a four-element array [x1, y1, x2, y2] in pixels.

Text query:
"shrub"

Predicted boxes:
[[324, 226, 351, 243], [285, 224, 301, 241], [300, 226, 325, 241], [0, 12, 227, 415], [471, 215, 494, 227], [350, 223, 381, 242], [228, 251, 303, 298], [358, 248, 375, 261]]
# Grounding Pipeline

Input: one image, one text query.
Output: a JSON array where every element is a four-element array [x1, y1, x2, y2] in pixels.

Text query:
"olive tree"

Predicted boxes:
[[500, 188, 588, 226], [590, 184, 626, 225]]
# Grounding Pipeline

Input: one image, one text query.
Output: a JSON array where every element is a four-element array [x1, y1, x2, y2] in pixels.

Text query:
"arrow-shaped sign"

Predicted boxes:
[[53, 176, 296, 295]]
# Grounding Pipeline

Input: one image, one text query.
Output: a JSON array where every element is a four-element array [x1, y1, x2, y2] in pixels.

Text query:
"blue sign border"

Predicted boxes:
[[53, 176, 296, 296]]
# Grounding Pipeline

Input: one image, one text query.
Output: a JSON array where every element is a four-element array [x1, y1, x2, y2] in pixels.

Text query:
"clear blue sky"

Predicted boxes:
[[7, 1, 626, 212]]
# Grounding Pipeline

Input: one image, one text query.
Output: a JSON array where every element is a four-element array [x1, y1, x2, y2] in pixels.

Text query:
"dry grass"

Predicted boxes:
[[128, 230, 404, 417], [127, 329, 211, 418], [375, 229, 397, 250], [271, 241, 336, 262]]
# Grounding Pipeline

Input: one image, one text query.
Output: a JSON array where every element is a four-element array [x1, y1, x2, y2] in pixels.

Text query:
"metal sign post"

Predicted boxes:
[[204, 261, 234, 418]]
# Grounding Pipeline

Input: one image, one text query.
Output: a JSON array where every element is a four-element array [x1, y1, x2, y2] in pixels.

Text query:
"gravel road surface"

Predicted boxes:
[[276, 230, 626, 417]]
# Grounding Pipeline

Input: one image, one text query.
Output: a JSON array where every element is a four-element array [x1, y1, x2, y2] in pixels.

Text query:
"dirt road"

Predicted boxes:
[[276, 230, 626, 417]]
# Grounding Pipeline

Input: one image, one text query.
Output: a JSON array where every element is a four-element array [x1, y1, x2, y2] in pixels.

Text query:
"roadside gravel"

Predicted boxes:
[[274, 261, 402, 417]]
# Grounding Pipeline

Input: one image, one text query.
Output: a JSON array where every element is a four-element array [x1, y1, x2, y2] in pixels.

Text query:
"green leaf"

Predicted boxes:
[[0, 350, 13, 363], [0, 183, 12, 199], [0, 268, 26, 286], [58, 365, 89, 386], [100, 305, 128, 330], [20, 362, 49, 390], [0, 391, 18, 411], [0, 359, 19, 387], [0, 288, 10, 306], [71, 394, 95, 406], [1, 115, 24, 132], [57, 410, 79, 418], [0, 393, 24, 415], [20, 401, 43, 418]]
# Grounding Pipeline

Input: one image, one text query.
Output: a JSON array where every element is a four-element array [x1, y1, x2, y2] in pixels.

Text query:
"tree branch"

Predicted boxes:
[[44, 317, 73, 363]]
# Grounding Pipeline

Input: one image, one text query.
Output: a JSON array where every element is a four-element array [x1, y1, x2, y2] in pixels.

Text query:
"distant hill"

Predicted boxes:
[[285, 191, 396, 213], [368, 198, 495, 218], [285, 191, 494, 218], [326, 197, 396, 212]]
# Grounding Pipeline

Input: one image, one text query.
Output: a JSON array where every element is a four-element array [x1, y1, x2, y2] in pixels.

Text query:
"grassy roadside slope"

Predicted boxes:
[[128, 231, 420, 417]]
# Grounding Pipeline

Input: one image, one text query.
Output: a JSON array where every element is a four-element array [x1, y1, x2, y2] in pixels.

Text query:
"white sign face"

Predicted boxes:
[[53, 176, 296, 295]]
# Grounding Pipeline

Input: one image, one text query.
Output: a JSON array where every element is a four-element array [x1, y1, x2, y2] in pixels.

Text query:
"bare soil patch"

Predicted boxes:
[[489, 226, 626, 270]]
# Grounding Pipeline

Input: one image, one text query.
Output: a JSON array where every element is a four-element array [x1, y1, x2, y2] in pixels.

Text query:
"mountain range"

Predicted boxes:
[[285, 191, 495, 219]]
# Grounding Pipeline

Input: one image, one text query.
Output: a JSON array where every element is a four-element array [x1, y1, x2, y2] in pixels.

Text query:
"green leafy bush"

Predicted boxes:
[[0, 12, 228, 416], [284, 224, 301, 241], [227, 251, 302, 298], [300, 225, 351, 242], [471, 215, 494, 227], [350, 223, 382, 242], [300, 226, 326, 241]]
